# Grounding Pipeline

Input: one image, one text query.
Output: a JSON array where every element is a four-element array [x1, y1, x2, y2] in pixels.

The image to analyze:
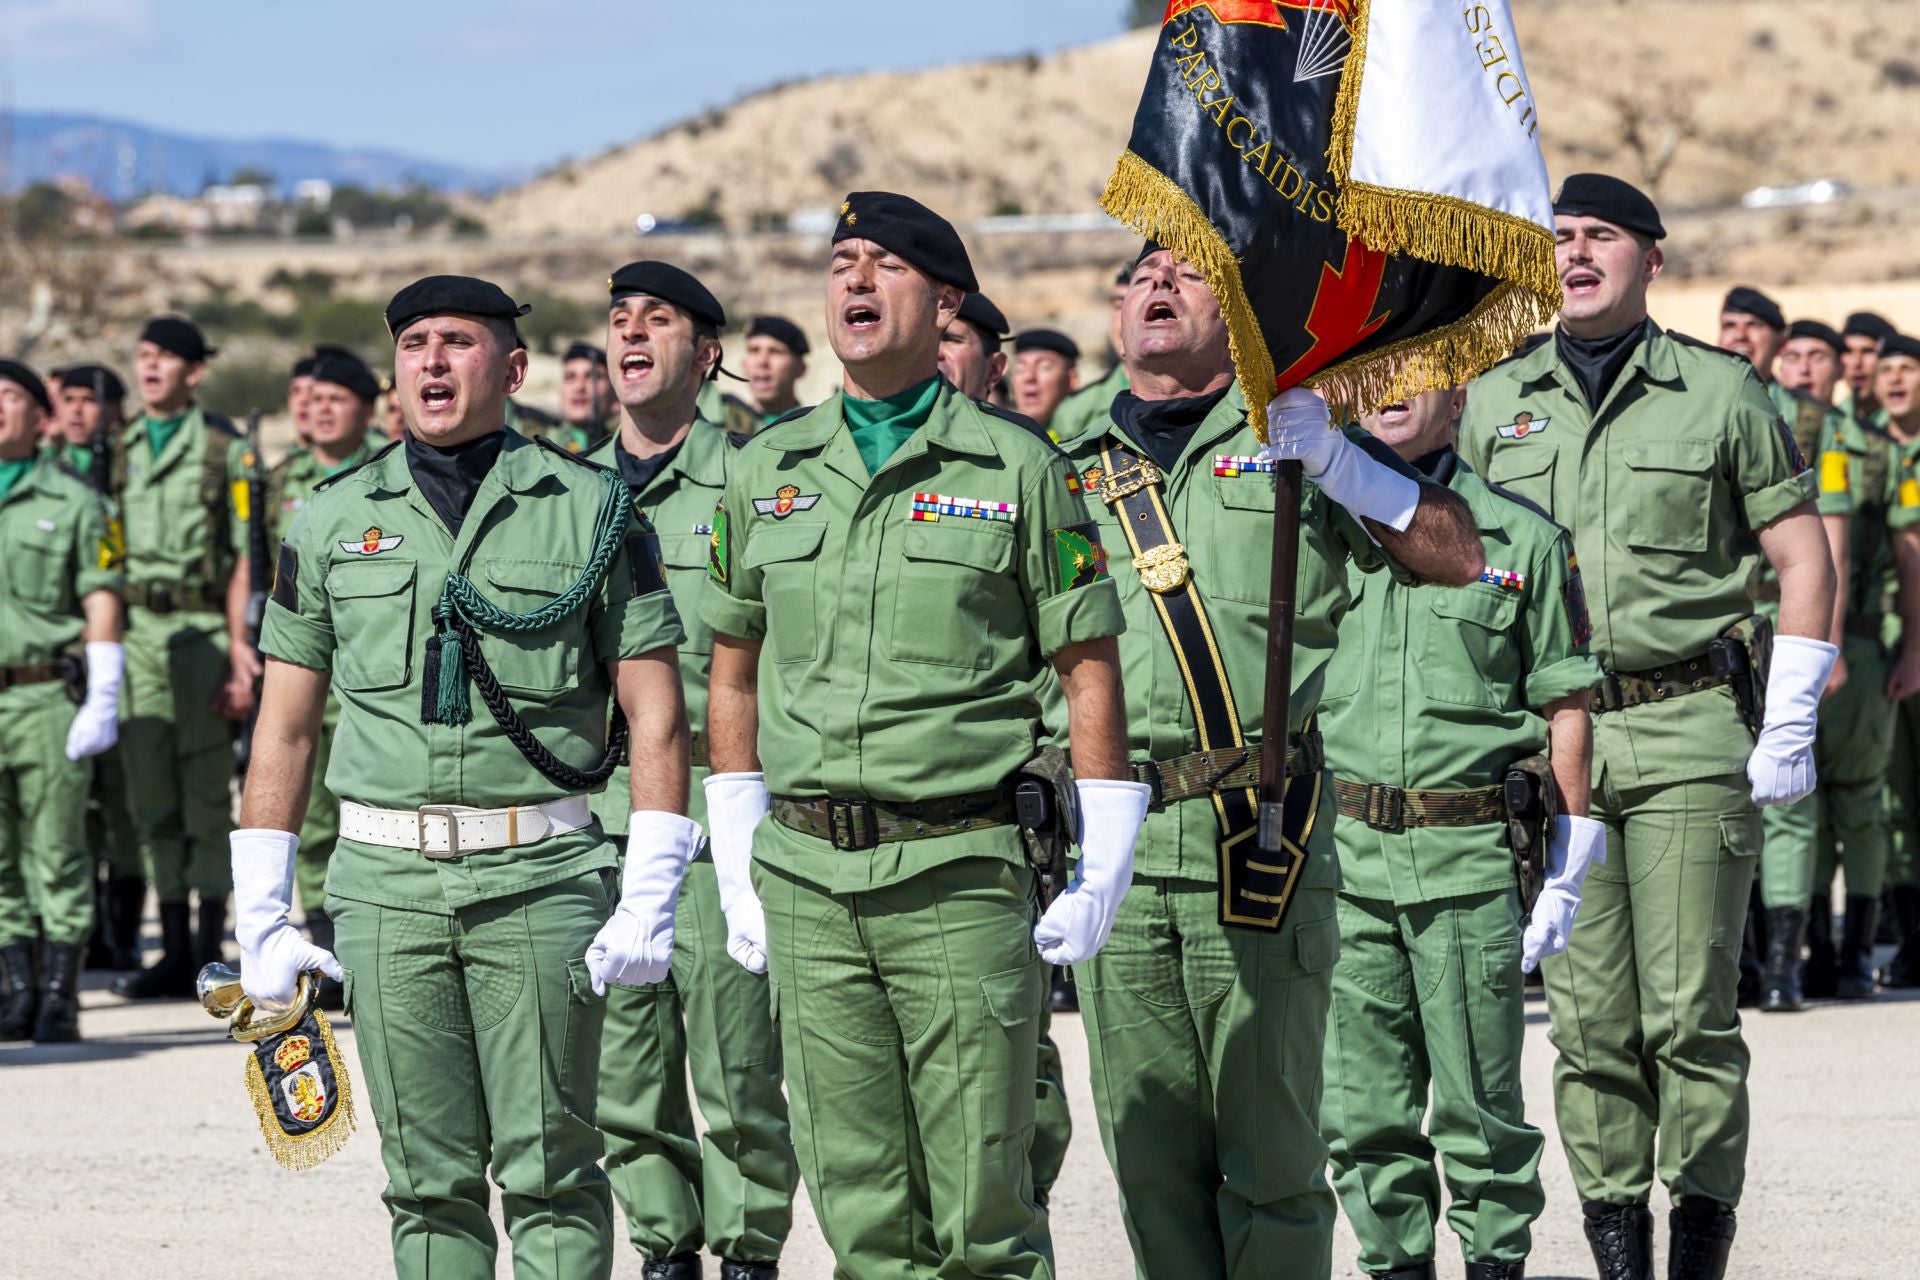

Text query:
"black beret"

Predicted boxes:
[[291, 356, 317, 379], [1015, 329, 1080, 362], [1135, 240, 1165, 267], [140, 316, 217, 362], [746, 315, 809, 357], [1551, 173, 1666, 241], [608, 262, 726, 329], [956, 293, 1010, 343], [0, 358, 51, 413], [385, 275, 531, 340], [54, 363, 126, 403], [1721, 286, 1785, 331], [1785, 319, 1844, 354], [833, 191, 978, 293], [1845, 311, 1897, 343], [310, 350, 381, 403], [562, 341, 606, 366], [1881, 332, 1920, 363]]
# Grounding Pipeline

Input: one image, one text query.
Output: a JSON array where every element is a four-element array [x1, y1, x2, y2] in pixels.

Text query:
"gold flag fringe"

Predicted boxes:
[[1100, 149, 1279, 430], [242, 1007, 357, 1171]]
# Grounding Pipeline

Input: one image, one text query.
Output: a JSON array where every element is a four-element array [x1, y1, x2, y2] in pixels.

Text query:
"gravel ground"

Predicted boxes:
[[2, 955, 1913, 1279]]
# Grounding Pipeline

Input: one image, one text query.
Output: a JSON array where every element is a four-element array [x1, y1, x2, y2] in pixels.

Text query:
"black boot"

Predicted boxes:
[[1801, 894, 1837, 998], [1667, 1198, 1736, 1279], [32, 941, 83, 1042], [307, 908, 344, 1011], [1882, 885, 1920, 988], [1465, 1264, 1524, 1280], [1834, 893, 1881, 1000], [1369, 1266, 1434, 1279], [84, 877, 115, 971], [1583, 1201, 1654, 1280], [641, 1253, 701, 1280], [102, 877, 147, 970], [0, 941, 39, 1040], [114, 902, 195, 999], [194, 893, 229, 969], [1758, 906, 1805, 1012], [720, 1261, 779, 1280], [1735, 892, 1763, 1007], [1049, 964, 1078, 1013]]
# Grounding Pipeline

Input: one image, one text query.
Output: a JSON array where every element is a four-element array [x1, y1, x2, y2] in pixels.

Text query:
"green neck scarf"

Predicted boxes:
[[0, 456, 34, 503], [63, 443, 94, 474], [843, 377, 941, 476], [145, 411, 190, 460]]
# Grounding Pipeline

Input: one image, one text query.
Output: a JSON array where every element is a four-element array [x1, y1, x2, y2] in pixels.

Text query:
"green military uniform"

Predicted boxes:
[[1460, 322, 1814, 1212], [1879, 427, 1920, 985], [1051, 387, 1423, 1280], [585, 420, 798, 1268], [697, 381, 770, 441], [1319, 450, 1600, 1274], [117, 406, 239, 909], [1047, 363, 1128, 445], [0, 461, 121, 951], [703, 378, 1122, 1280], [260, 431, 684, 1280]]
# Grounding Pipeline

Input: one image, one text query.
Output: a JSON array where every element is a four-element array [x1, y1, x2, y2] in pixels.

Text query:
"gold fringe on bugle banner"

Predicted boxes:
[[241, 1007, 357, 1171]]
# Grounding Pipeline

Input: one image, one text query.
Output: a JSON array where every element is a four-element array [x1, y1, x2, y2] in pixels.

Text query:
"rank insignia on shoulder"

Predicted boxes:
[[1496, 412, 1549, 440], [1214, 454, 1277, 476], [909, 492, 1018, 523], [1054, 523, 1111, 590], [338, 525, 403, 556], [752, 484, 821, 519], [1480, 566, 1525, 589]]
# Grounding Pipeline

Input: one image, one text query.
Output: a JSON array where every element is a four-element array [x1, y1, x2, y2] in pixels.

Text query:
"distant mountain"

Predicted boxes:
[[5, 111, 520, 198]]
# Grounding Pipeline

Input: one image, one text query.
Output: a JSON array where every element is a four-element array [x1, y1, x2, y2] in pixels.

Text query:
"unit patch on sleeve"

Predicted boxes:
[[1053, 523, 1111, 591], [99, 517, 125, 572], [1773, 416, 1808, 473], [1562, 552, 1593, 647], [337, 526, 403, 556], [1902, 477, 1920, 510], [751, 485, 821, 519], [1496, 412, 1550, 440], [626, 529, 667, 595], [707, 504, 730, 585], [1819, 450, 1850, 494], [909, 493, 1018, 523], [271, 541, 300, 612]]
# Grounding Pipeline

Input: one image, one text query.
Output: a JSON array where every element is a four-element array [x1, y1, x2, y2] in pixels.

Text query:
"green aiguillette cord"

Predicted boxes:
[[844, 376, 940, 476], [145, 412, 189, 461]]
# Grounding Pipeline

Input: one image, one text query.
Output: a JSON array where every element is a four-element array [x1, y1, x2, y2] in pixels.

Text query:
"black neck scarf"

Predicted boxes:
[[1110, 386, 1231, 471], [615, 435, 685, 500], [406, 429, 505, 538], [1555, 321, 1649, 412]]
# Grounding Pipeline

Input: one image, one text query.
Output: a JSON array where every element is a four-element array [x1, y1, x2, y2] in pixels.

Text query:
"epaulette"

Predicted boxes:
[[204, 411, 242, 438], [313, 438, 401, 491], [534, 433, 619, 474], [1666, 330, 1748, 364], [1857, 415, 1896, 445], [52, 458, 100, 492], [760, 405, 813, 430], [516, 403, 563, 429], [1481, 477, 1559, 529], [976, 398, 1070, 459], [725, 430, 754, 450]]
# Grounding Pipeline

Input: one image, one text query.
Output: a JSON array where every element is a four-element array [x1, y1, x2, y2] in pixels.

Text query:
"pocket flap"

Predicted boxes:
[[661, 533, 709, 569], [979, 965, 1037, 1028], [1216, 472, 1276, 511], [482, 556, 584, 595], [1428, 583, 1520, 630], [902, 521, 1015, 573], [1293, 915, 1339, 975], [741, 522, 826, 569], [1488, 446, 1555, 482], [1622, 438, 1714, 473], [326, 559, 417, 599]]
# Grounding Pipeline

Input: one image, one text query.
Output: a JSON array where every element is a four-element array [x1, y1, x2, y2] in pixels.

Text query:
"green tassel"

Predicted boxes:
[[433, 622, 470, 726]]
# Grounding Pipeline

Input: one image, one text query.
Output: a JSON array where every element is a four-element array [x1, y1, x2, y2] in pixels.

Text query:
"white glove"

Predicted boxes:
[[1033, 779, 1152, 965], [704, 772, 772, 974], [232, 828, 343, 1009], [1748, 635, 1839, 807], [586, 811, 702, 993], [1521, 814, 1607, 973], [64, 641, 123, 761], [1261, 387, 1421, 532]]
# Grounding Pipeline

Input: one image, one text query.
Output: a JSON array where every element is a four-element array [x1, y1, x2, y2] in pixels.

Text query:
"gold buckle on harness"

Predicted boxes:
[[1099, 456, 1162, 502], [1133, 542, 1191, 593]]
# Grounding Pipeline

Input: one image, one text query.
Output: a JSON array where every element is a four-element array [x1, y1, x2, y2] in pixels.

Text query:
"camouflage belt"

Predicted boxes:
[[770, 787, 1015, 852], [1593, 653, 1729, 714], [126, 582, 222, 614], [1333, 778, 1507, 832], [1130, 731, 1325, 807], [0, 660, 71, 691]]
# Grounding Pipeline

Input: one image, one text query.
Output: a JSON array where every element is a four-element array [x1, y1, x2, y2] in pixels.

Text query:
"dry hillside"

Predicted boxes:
[[483, 0, 1920, 238]]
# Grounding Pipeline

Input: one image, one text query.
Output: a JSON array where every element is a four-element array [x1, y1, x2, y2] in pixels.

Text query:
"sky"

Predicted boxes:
[[0, 0, 1140, 174]]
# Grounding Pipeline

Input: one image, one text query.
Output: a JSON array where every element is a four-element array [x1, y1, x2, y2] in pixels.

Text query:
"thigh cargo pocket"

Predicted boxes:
[[1710, 808, 1762, 949], [326, 560, 416, 691], [977, 963, 1041, 1144]]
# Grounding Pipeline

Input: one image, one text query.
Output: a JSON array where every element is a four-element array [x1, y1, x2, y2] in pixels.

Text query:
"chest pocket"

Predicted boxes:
[[326, 560, 417, 691], [477, 557, 587, 695], [1206, 472, 1276, 605], [1620, 439, 1715, 554], [1318, 573, 1365, 705], [1421, 583, 1521, 709], [8, 535, 71, 607], [744, 523, 825, 664], [661, 533, 714, 655], [1485, 445, 1556, 520], [891, 521, 1017, 669]]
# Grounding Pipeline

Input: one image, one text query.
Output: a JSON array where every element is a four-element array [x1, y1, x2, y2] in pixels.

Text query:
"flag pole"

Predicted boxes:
[[1257, 459, 1303, 837]]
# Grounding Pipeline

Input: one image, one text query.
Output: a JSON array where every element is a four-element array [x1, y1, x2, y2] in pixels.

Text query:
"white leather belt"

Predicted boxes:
[[339, 795, 593, 859]]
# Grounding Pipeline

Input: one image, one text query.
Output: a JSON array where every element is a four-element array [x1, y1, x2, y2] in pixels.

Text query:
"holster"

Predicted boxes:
[[1013, 745, 1080, 904], [1712, 614, 1773, 739], [60, 652, 86, 706], [1502, 754, 1560, 916]]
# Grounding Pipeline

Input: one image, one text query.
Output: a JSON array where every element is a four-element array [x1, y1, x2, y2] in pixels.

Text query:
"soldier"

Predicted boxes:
[[287, 355, 316, 453], [237, 274, 692, 1279], [1319, 386, 1603, 1280], [111, 316, 245, 1000], [1460, 175, 1837, 1280], [702, 191, 1143, 1280], [584, 262, 797, 1280], [0, 359, 124, 1043], [556, 341, 615, 454], [1776, 320, 1846, 410], [1841, 312, 1896, 426], [1050, 244, 1484, 1280], [1046, 265, 1132, 444], [739, 316, 809, 428], [936, 291, 1011, 398], [1011, 330, 1081, 434], [1875, 332, 1920, 988]]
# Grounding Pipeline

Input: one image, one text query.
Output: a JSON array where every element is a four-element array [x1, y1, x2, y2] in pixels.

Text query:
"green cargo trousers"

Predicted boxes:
[[0, 687, 95, 946], [1544, 772, 1759, 1209], [1322, 889, 1542, 1273], [1032, 1007, 1071, 1203], [1889, 692, 1920, 889], [599, 853, 798, 1265], [296, 711, 339, 914], [755, 854, 1054, 1280], [1807, 636, 1896, 897], [330, 870, 616, 1280], [1078, 876, 1341, 1280], [87, 744, 141, 877], [120, 610, 232, 902]]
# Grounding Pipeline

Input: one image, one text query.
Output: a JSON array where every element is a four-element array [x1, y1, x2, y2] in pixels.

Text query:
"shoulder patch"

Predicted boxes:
[[313, 438, 402, 492], [1561, 551, 1594, 647]]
